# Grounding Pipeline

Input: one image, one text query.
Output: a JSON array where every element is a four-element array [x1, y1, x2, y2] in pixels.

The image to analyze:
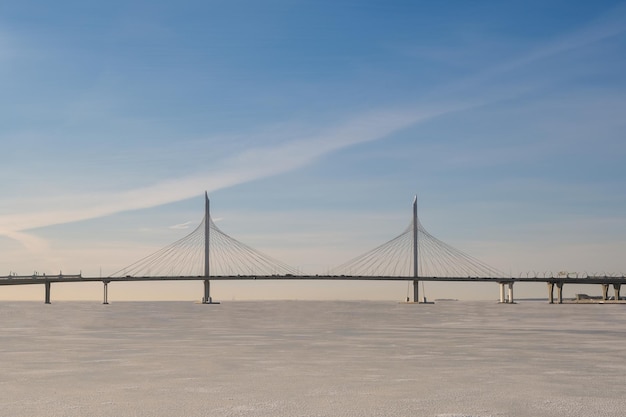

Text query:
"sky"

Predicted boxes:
[[1, 0, 625, 301]]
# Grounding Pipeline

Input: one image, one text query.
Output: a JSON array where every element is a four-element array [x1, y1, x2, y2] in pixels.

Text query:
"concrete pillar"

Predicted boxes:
[[556, 282, 564, 304], [499, 283, 506, 303], [203, 279, 211, 304], [103, 281, 109, 305], [413, 280, 419, 303], [613, 283, 621, 301], [547, 282, 555, 304], [507, 282, 514, 304], [601, 284, 610, 301], [44, 281, 51, 304]]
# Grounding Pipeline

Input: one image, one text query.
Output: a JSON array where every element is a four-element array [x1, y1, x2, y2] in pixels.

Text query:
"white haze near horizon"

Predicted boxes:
[[1, 300, 625, 417]]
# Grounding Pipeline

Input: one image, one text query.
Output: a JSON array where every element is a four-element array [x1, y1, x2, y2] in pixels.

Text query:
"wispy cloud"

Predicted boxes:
[[0, 104, 462, 235], [422, 3, 626, 102], [506, 2, 626, 68], [169, 221, 193, 230], [2, 230, 49, 253]]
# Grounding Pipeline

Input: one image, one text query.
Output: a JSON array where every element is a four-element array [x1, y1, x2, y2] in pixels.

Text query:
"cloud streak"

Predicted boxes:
[[169, 221, 193, 230], [0, 104, 460, 235], [425, 3, 626, 102]]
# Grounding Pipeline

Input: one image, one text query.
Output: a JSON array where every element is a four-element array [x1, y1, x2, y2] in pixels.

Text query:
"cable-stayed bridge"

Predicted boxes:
[[1, 193, 624, 304]]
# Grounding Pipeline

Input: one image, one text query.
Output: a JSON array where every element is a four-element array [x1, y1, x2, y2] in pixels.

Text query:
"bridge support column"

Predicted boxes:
[[499, 283, 506, 303], [413, 280, 419, 303], [602, 284, 610, 301], [203, 279, 211, 304], [201, 280, 219, 304], [547, 282, 555, 304], [556, 282, 564, 304], [44, 281, 51, 304], [507, 283, 514, 304], [613, 283, 621, 301], [103, 281, 110, 305]]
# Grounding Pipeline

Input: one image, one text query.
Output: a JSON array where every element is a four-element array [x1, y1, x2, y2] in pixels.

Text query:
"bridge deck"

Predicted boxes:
[[1, 274, 625, 286]]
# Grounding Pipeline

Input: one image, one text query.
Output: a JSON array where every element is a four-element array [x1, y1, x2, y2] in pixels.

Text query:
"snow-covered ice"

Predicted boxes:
[[1, 300, 625, 416]]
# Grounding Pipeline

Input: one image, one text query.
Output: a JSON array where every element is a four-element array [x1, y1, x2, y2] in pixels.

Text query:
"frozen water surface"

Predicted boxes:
[[1, 300, 625, 416]]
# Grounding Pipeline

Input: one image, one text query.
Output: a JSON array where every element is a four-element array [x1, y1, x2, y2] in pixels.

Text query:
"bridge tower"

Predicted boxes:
[[412, 196, 419, 303], [202, 192, 217, 304]]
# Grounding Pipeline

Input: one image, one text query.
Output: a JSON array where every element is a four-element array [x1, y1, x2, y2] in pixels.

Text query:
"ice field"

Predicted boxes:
[[1, 300, 625, 416]]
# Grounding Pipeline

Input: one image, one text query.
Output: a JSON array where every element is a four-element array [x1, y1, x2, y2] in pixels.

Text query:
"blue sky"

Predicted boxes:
[[1, 0, 625, 301]]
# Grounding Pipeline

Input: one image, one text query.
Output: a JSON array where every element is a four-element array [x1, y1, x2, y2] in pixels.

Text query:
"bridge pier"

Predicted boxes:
[[203, 279, 211, 303], [44, 281, 51, 304], [103, 281, 110, 305], [614, 283, 621, 301], [201, 279, 219, 304], [556, 282, 563, 304], [498, 282, 514, 303], [413, 280, 419, 303], [508, 282, 514, 304], [547, 282, 555, 304], [602, 284, 610, 301]]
